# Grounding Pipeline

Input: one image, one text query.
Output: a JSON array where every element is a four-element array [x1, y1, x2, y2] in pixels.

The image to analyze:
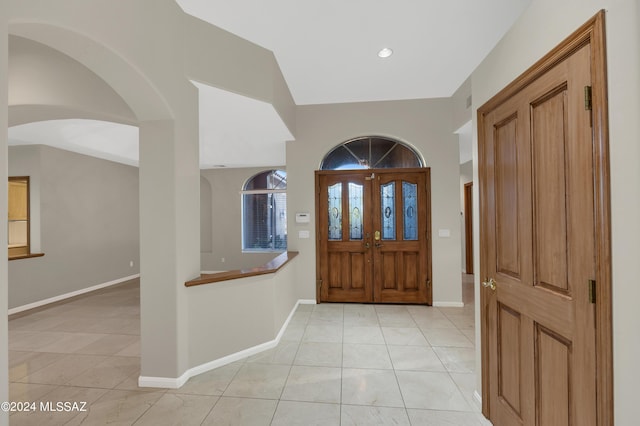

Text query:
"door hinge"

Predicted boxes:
[[588, 279, 596, 304], [584, 86, 592, 111], [317, 279, 323, 289]]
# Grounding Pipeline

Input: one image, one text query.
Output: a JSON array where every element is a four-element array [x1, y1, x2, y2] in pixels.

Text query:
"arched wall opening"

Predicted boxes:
[[4, 15, 201, 385]]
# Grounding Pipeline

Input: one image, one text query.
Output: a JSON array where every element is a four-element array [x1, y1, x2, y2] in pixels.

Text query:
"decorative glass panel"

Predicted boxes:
[[381, 182, 396, 240], [403, 181, 418, 240], [328, 183, 342, 240], [348, 182, 364, 240], [320, 137, 423, 170]]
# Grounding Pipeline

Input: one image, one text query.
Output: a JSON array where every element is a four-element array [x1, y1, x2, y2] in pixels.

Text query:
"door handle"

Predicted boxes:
[[482, 277, 497, 291], [375, 242, 382, 248], [364, 242, 371, 249]]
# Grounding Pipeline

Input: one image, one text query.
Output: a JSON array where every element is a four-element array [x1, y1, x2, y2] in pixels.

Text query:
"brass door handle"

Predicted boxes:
[[375, 242, 382, 248], [482, 278, 497, 291], [364, 242, 371, 249]]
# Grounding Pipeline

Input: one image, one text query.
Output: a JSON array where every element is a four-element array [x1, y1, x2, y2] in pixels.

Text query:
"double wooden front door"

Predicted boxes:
[[316, 169, 431, 304], [479, 13, 610, 426]]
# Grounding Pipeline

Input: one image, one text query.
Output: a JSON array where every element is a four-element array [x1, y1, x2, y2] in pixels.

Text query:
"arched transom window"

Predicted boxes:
[[242, 170, 287, 252], [320, 136, 423, 170]]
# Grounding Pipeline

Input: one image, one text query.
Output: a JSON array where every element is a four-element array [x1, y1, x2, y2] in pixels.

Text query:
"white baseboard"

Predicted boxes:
[[137, 375, 188, 389], [138, 298, 310, 389], [474, 390, 482, 405], [8, 274, 140, 315], [433, 301, 465, 308]]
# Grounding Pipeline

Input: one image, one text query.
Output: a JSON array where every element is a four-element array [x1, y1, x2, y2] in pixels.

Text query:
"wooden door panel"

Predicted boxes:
[[532, 88, 570, 293], [403, 252, 419, 290], [497, 304, 522, 417], [317, 173, 372, 302], [377, 250, 420, 292], [495, 279, 573, 339], [494, 115, 521, 280], [537, 325, 571, 426], [381, 252, 396, 289], [327, 252, 342, 288], [374, 170, 430, 304], [326, 251, 367, 290], [349, 253, 366, 289]]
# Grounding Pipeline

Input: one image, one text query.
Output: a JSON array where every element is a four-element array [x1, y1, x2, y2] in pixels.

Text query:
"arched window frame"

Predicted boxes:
[[320, 136, 424, 170], [241, 170, 287, 252]]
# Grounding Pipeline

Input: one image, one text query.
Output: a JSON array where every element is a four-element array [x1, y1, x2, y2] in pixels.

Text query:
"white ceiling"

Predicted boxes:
[[177, 0, 531, 105], [9, 119, 139, 166]]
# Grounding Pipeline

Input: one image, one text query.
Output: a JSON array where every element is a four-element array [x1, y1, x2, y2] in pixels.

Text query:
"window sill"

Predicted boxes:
[[8, 253, 45, 261], [185, 251, 298, 287], [241, 249, 288, 254]]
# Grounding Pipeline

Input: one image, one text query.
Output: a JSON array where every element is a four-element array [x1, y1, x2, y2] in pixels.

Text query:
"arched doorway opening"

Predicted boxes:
[[5, 18, 196, 388], [315, 136, 432, 304]]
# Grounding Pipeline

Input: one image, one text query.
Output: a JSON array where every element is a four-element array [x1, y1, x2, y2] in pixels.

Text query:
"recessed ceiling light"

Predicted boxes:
[[377, 48, 393, 58]]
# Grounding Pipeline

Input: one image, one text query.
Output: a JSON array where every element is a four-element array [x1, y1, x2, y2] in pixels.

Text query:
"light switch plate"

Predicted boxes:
[[299, 230, 310, 239], [438, 229, 451, 238]]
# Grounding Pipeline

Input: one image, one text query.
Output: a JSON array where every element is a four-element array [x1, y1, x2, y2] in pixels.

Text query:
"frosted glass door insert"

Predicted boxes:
[[381, 182, 396, 240], [349, 182, 364, 240], [402, 181, 418, 240], [328, 183, 342, 240]]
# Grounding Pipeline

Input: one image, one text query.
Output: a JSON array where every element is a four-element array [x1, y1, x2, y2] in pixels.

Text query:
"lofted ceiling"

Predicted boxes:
[[8, 1, 531, 168], [177, 0, 531, 105]]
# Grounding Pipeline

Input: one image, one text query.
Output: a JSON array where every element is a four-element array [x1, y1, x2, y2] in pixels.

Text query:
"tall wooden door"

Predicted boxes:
[[464, 182, 473, 274], [478, 14, 610, 426], [316, 169, 431, 304]]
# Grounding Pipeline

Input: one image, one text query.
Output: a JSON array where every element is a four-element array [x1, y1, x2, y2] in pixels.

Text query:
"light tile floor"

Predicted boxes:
[[8, 275, 492, 425]]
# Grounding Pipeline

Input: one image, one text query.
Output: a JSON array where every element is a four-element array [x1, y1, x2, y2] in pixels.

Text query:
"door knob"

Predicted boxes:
[[482, 278, 497, 291], [364, 242, 371, 249]]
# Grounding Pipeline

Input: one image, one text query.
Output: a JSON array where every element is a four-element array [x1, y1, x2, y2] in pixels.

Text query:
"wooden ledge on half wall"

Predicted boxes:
[[8, 252, 45, 261], [185, 251, 299, 287]]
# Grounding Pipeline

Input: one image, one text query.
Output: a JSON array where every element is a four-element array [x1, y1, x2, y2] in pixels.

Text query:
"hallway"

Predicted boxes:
[[8, 275, 488, 425]]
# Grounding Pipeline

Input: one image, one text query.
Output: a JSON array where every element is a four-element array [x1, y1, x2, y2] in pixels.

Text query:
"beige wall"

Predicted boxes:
[[287, 98, 463, 304], [200, 167, 286, 271], [188, 259, 298, 368], [451, 76, 472, 132], [470, 0, 640, 421], [8, 145, 140, 309], [0, 0, 9, 421]]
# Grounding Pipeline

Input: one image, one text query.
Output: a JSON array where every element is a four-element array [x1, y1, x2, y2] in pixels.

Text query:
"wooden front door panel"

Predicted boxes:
[[373, 171, 429, 303], [316, 169, 431, 304], [481, 42, 596, 426], [317, 173, 373, 303]]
